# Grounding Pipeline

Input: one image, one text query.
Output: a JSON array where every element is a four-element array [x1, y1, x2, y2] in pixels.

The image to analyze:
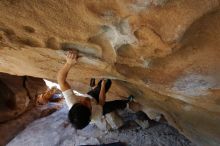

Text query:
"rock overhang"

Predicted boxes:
[[0, 0, 220, 145]]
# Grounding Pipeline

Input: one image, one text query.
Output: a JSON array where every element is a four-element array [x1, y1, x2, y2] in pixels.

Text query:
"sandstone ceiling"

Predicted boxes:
[[0, 0, 220, 145]]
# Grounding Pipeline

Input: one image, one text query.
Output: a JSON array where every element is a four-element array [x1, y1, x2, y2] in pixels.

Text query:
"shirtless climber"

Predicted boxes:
[[57, 50, 134, 129]]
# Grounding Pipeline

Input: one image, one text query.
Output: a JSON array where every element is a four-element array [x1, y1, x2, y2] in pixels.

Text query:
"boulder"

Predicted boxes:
[[0, 73, 47, 122], [105, 112, 124, 130]]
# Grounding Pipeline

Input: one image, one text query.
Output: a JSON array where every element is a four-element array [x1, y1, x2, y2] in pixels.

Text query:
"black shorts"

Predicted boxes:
[[87, 79, 129, 115], [87, 79, 112, 103]]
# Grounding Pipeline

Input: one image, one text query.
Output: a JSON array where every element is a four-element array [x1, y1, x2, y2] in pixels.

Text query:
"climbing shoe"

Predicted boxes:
[[90, 78, 96, 88], [127, 95, 135, 102]]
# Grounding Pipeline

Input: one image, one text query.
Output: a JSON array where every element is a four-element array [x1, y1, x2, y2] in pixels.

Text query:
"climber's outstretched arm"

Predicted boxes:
[[57, 51, 78, 91]]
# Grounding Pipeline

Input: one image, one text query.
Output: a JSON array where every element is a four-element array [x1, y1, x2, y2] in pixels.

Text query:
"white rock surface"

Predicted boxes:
[[135, 119, 149, 129], [105, 112, 124, 130]]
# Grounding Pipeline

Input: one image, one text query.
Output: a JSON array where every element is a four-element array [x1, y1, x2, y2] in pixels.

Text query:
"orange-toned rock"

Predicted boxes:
[[0, 0, 220, 145]]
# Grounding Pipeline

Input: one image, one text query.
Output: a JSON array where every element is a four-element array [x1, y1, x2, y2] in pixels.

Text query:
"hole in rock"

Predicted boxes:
[[43, 79, 60, 90], [43, 79, 84, 96], [41, 79, 85, 104]]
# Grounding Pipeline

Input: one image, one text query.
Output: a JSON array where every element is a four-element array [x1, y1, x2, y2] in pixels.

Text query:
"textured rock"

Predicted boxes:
[[0, 103, 62, 146], [25, 76, 48, 100], [0, 0, 220, 145], [105, 112, 124, 130], [94, 112, 124, 131], [0, 73, 53, 145], [135, 119, 149, 129], [0, 73, 47, 122]]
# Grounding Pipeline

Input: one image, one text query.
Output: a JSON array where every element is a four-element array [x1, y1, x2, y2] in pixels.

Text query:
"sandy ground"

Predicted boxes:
[[7, 106, 195, 146]]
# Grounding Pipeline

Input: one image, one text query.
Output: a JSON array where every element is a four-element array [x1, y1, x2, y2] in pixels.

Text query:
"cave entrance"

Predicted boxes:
[[43, 79, 85, 96], [41, 79, 85, 105], [43, 79, 60, 89]]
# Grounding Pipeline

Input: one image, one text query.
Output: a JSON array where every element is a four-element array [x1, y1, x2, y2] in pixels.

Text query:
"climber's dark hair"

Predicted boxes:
[[68, 103, 91, 129]]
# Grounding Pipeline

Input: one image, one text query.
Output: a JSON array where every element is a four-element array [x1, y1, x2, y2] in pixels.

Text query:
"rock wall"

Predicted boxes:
[[0, 0, 220, 145], [0, 73, 47, 122]]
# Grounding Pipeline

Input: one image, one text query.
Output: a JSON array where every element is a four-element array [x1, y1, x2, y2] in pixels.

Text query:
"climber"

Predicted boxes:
[[57, 51, 134, 129]]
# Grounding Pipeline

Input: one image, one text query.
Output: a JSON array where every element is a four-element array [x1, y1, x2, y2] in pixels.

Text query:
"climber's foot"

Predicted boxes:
[[90, 78, 96, 88], [127, 95, 135, 102]]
